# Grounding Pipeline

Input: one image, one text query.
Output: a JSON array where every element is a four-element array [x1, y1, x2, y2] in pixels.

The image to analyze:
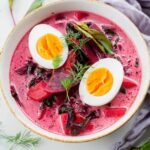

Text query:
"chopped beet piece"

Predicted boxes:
[[27, 81, 52, 101], [60, 113, 70, 135], [122, 76, 138, 88], [83, 42, 100, 64], [104, 108, 126, 117], [64, 50, 76, 69], [75, 12, 89, 20], [37, 108, 46, 120]]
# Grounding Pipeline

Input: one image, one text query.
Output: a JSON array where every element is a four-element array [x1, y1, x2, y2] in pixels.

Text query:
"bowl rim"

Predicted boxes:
[[0, 0, 150, 143]]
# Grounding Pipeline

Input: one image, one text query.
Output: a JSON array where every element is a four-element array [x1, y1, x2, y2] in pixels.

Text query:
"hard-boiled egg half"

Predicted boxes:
[[79, 58, 124, 106], [29, 24, 68, 69]]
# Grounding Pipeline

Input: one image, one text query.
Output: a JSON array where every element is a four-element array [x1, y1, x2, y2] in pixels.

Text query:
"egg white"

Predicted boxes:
[[28, 24, 68, 69], [79, 58, 124, 106]]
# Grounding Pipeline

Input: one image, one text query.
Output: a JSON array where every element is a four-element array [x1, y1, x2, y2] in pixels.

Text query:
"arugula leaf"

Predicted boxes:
[[75, 23, 114, 54], [53, 56, 62, 68], [0, 130, 41, 150], [26, 0, 45, 15]]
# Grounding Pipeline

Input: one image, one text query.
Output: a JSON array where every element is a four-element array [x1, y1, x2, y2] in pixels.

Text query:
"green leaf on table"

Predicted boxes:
[[8, 0, 13, 11], [26, 0, 45, 15], [131, 139, 150, 150], [0, 130, 41, 150]]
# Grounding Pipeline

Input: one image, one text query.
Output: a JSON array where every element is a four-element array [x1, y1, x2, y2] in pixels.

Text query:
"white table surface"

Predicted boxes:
[[0, 0, 149, 150]]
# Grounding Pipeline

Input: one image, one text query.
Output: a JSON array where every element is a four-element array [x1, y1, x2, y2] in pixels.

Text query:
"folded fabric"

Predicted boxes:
[[102, 0, 150, 149]]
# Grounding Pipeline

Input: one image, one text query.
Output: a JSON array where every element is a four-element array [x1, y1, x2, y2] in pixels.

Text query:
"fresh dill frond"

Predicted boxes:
[[61, 62, 89, 102], [53, 56, 62, 68], [0, 130, 41, 150], [70, 62, 90, 82]]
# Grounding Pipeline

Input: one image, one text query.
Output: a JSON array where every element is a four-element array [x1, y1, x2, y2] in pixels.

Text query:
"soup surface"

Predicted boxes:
[[9, 11, 141, 136]]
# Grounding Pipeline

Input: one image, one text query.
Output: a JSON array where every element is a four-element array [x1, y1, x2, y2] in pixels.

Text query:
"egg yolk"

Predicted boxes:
[[86, 68, 113, 96], [36, 33, 63, 60]]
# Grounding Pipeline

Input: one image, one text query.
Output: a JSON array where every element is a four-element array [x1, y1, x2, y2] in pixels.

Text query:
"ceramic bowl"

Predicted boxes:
[[0, 0, 150, 142]]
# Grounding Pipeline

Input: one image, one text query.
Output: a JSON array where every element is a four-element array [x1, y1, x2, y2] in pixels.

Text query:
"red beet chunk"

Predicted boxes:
[[83, 42, 99, 64], [64, 50, 76, 69], [60, 113, 70, 135], [60, 113, 93, 135], [75, 11, 89, 20], [27, 81, 52, 101], [104, 108, 126, 117], [122, 76, 138, 88]]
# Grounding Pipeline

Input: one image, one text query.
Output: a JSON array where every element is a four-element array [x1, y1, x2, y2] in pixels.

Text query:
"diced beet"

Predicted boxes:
[[60, 113, 70, 135], [27, 81, 52, 101], [64, 50, 76, 69], [104, 108, 126, 117], [75, 12, 89, 20], [60, 113, 93, 135], [83, 42, 99, 64], [122, 76, 138, 88], [37, 108, 46, 120]]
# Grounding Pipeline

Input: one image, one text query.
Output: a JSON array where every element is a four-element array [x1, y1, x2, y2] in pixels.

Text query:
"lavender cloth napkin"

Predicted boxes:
[[101, 0, 150, 149]]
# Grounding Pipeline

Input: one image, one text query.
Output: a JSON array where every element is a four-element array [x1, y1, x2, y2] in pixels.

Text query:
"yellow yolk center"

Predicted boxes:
[[86, 68, 113, 96], [36, 33, 63, 60]]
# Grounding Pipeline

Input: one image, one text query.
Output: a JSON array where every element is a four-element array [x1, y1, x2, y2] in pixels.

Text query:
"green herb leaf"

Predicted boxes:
[[61, 78, 73, 91], [0, 130, 41, 150], [70, 62, 90, 82], [26, 0, 45, 15], [75, 23, 114, 54], [61, 78, 73, 102], [53, 56, 62, 69]]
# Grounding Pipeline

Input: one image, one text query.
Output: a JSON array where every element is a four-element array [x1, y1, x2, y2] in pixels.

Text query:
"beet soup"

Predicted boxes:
[[9, 11, 141, 136]]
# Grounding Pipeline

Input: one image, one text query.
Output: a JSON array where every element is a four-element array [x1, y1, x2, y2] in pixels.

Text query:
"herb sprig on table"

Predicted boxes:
[[8, 0, 45, 25], [0, 130, 41, 150]]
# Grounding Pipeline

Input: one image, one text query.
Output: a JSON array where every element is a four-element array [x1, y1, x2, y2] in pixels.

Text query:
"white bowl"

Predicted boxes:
[[0, 0, 150, 143]]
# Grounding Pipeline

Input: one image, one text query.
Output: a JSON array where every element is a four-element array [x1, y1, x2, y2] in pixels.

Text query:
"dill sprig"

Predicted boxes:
[[70, 62, 90, 82], [61, 62, 89, 102], [0, 130, 41, 150]]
